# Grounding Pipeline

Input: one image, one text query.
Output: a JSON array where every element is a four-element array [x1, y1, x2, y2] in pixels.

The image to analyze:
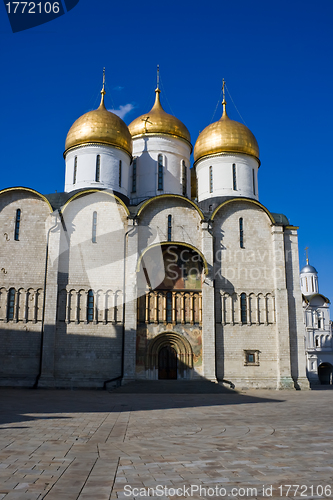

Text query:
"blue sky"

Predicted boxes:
[[1, 0, 332, 303]]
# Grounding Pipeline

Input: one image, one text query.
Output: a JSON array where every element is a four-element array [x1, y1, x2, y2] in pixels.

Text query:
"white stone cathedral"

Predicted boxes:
[[1, 75, 328, 390]]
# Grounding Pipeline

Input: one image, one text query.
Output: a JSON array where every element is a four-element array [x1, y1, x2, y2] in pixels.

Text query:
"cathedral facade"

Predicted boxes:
[[0, 79, 311, 390]]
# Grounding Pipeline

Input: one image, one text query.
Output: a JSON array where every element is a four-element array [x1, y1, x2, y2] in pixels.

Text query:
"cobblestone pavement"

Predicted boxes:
[[0, 385, 333, 499]]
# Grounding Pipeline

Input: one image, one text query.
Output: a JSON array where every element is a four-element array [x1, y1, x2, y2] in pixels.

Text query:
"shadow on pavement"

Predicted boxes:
[[0, 382, 285, 426]]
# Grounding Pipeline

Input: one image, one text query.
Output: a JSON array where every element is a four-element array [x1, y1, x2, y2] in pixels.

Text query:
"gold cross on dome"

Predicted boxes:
[[142, 116, 153, 133], [305, 246, 309, 265]]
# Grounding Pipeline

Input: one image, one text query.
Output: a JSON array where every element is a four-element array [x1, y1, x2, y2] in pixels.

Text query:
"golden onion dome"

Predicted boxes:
[[128, 88, 191, 147], [64, 86, 132, 157], [194, 99, 259, 163]]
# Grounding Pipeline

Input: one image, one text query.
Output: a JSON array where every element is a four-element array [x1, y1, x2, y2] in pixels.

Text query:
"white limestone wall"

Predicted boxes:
[[213, 200, 294, 388], [196, 153, 259, 202], [64, 145, 131, 197], [0, 190, 51, 386], [52, 191, 129, 386], [137, 197, 202, 250], [130, 135, 192, 204]]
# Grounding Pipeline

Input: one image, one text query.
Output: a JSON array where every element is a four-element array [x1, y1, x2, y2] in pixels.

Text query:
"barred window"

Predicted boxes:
[[95, 155, 100, 182], [7, 288, 15, 321], [252, 169, 256, 195], [182, 161, 187, 196], [158, 154, 163, 191], [14, 209, 21, 241], [87, 290, 94, 323], [73, 156, 77, 184], [233, 163, 237, 190], [239, 217, 244, 248], [119, 160, 122, 187], [132, 158, 137, 193], [92, 211, 97, 243], [166, 292, 172, 323], [167, 215, 172, 242], [209, 166, 213, 193], [241, 293, 247, 324]]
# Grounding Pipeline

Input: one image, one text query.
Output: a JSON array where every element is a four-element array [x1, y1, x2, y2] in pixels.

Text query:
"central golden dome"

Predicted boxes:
[[65, 90, 132, 157], [128, 88, 191, 146], [194, 101, 259, 163]]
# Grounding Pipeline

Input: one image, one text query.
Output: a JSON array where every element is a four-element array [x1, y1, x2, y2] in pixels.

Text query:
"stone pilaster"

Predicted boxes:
[[122, 218, 138, 383], [38, 212, 61, 387], [272, 225, 294, 389], [284, 227, 310, 390], [201, 221, 217, 382]]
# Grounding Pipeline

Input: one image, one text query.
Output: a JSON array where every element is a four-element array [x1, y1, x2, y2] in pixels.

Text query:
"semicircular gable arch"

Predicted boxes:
[[0, 187, 53, 212], [136, 241, 209, 275], [61, 189, 130, 216], [211, 197, 275, 224], [136, 194, 204, 220]]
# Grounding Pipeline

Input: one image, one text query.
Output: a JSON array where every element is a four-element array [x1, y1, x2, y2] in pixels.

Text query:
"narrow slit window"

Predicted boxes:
[[158, 154, 163, 191], [7, 288, 15, 321], [87, 290, 94, 323], [132, 158, 137, 193], [209, 166, 213, 193], [92, 211, 97, 243], [73, 156, 77, 184], [239, 217, 244, 248], [182, 161, 187, 196], [95, 155, 100, 182], [167, 215, 172, 241], [252, 169, 256, 195], [233, 163, 237, 190], [241, 293, 247, 324], [14, 209, 21, 241], [119, 160, 122, 187], [166, 292, 172, 323]]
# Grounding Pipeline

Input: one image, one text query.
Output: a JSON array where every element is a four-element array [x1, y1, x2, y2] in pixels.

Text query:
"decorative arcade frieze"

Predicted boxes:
[[137, 290, 202, 325]]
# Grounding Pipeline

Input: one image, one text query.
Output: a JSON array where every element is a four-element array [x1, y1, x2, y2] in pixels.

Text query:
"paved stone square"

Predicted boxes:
[[0, 385, 332, 499]]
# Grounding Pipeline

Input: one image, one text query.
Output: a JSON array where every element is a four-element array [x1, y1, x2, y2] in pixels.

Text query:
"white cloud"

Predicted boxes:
[[109, 103, 134, 119]]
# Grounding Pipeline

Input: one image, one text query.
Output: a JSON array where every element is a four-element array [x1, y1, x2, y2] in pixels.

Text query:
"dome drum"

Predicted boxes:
[[131, 135, 191, 204], [196, 153, 259, 202], [65, 145, 131, 196]]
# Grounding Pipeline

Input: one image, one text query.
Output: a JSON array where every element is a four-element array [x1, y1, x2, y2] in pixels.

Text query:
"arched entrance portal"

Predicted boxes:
[[158, 346, 177, 379], [147, 332, 193, 380], [318, 363, 333, 385]]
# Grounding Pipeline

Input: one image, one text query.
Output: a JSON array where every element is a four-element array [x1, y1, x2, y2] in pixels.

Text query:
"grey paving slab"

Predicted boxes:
[[0, 386, 333, 499]]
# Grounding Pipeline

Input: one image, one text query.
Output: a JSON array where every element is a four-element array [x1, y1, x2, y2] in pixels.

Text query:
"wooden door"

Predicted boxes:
[[158, 346, 177, 379]]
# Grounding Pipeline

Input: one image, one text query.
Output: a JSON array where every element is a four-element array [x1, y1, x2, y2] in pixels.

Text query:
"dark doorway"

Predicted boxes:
[[318, 363, 333, 385], [158, 346, 177, 380]]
